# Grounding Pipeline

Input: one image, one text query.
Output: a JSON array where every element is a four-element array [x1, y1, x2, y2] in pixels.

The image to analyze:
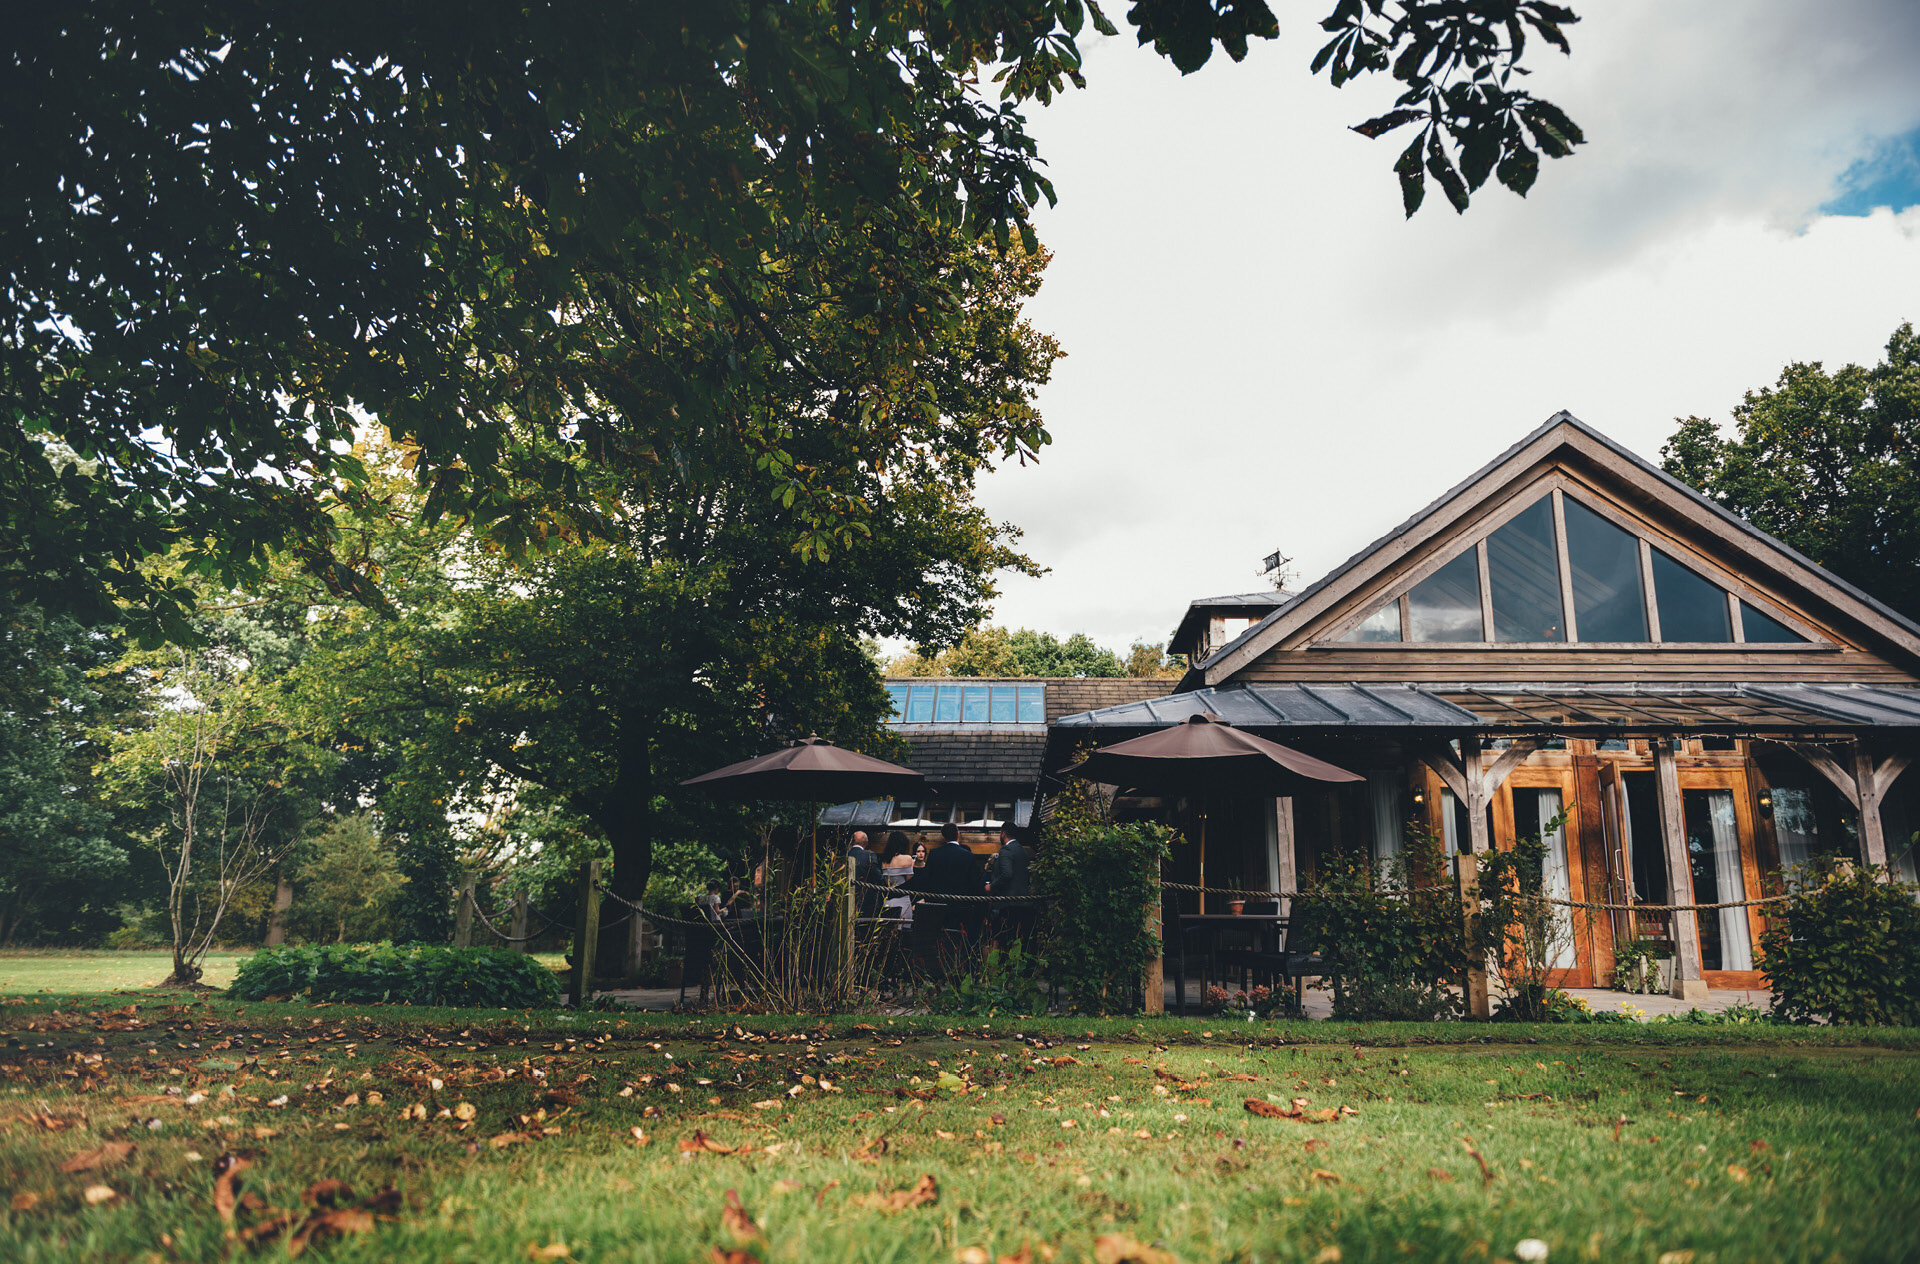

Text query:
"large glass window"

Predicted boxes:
[[905, 684, 935, 722], [1407, 551, 1483, 642], [1487, 498, 1564, 641], [989, 684, 1017, 723], [890, 681, 1046, 724], [1740, 600, 1805, 643], [1016, 684, 1046, 723], [934, 684, 961, 723], [886, 684, 908, 720], [1651, 550, 1731, 642], [1341, 603, 1401, 642], [962, 684, 988, 723], [1563, 499, 1648, 641]]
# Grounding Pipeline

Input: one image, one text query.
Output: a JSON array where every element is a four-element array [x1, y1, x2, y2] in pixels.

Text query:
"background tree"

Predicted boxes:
[[290, 814, 407, 945], [5, 2, 1583, 640], [890, 626, 1181, 677], [0, 597, 138, 943], [1663, 323, 1920, 622]]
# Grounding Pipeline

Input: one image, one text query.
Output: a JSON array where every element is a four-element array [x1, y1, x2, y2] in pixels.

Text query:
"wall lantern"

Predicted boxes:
[[1756, 789, 1773, 819]]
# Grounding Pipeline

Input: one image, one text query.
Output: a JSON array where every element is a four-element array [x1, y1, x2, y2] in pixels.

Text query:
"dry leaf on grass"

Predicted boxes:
[[454, 1102, 477, 1121], [855, 1174, 939, 1212], [679, 1130, 738, 1155], [59, 1141, 135, 1173], [851, 1134, 889, 1161], [213, 1153, 254, 1226], [721, 1189, 762, 1243], [526, 1242, 572, 1260], [1092, 1232, 1182, 1264], [490, 1131, 541, 1150], [82, 1184, 117, 1205], [11, 1192, 40, 1212], [302, 1179, 355, 1208], [1244, 1099, 1296, 1120], [1726, 1164, 1750, 1182], [1311, 1169, 1341, 1184], [287, 1208, 374, 1258], [629, 1127, 651, 1146]]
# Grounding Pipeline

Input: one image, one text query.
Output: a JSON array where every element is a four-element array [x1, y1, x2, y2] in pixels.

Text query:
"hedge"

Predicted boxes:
[[228, 944, 564, 1008]]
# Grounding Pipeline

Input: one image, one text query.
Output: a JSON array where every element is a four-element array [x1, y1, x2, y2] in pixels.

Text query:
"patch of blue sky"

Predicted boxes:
[[1821, 125, 1920, 216]]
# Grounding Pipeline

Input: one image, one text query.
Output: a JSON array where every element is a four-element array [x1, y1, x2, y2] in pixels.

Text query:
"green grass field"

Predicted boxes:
[[2, 992, 1917, 1263], [0, 951, 251, 995]]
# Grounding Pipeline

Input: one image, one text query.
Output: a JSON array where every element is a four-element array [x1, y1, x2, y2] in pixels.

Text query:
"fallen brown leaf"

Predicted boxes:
[[1092, 1232, 1181, 1264], [679, 1130, 738, 1155], [302, 1179, 354, 1208], [83, 1184, 117, 1205], [852, 1134, 890, 1161], [1303, 1138, 1328, 1154], [489, 1131, 541, 1150], [721, 1189, 762, 1244], [213, 1153, 254, 1226], [10, 1192, 40, 1212], [856, 1173, 939, 1212], [526, 1242, 572, 1260], [1311, 1169, 1341, 1184], [59, 1141, 135, 1174], [1427, 1167, 1454, 1182], [287, 1207, 374, 1258], [1244, 1099, 1297, 1120], [629, 1127, 651, 1146], [1726, 1164, 1750, 1183]]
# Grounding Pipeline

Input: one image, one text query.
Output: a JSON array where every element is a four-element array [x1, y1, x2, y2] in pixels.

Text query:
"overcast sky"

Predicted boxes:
[[961, 0, 1920, 656]]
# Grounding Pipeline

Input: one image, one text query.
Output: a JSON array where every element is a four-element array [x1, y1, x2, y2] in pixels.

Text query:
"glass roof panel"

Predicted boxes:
[[1563, 498, 1648, 642], [1487, 497, 1564, 642], [1407, 551, 1483, 642], [1341, 603, 1401, 642], [1651, 550, 1732, 642], [1740, 600, 1807, 643]]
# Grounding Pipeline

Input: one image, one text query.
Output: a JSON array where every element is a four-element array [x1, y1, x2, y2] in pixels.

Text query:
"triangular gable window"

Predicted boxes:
[[1338, 490, 1813, 646]]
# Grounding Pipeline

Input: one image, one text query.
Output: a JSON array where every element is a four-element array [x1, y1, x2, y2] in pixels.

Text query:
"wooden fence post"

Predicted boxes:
[[1455, 852, 1490, 1019], [844, 857, 858, 976], [570, 860, 601, 1008], [510, 891, 529, 954], [453, 876, 475, 948]]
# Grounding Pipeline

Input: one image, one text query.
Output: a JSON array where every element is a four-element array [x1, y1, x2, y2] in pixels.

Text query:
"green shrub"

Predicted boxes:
[[1289, 827, 1466, 1021], [934, 942, 1048, 1016], [228, 944, 564, 1008], [1760, 862, 1920, 1025], [1034, 774, 1173, 1015]]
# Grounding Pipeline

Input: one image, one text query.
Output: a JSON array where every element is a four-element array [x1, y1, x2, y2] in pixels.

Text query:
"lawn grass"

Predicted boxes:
[[3, 994, 1917, 1263], [0, 951, 251, 995]]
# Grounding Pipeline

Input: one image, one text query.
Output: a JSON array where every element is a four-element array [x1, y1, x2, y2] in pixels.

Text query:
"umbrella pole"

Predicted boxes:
[[1197, 808, 1207, 916]]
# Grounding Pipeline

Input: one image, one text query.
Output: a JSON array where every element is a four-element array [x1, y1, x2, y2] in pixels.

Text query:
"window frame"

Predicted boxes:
[[1317, 480, 1826, 649]]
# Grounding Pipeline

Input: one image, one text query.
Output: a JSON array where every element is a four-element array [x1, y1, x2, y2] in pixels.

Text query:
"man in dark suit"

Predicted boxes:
[[910, 823, 985, 937], [989, 831, 1034, 945], [847, 831, 882, 915]]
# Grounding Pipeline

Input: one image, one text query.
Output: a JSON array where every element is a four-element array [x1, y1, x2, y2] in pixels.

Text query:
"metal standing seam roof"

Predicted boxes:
[[1053, 682, 1920, 732]]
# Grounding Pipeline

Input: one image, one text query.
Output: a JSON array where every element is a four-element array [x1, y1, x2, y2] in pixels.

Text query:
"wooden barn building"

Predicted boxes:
[[1047, 413, 1920, 999]]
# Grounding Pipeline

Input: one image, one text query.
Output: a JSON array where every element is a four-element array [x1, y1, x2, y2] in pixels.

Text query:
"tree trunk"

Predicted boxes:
[[594, 714, 655, 981], [265, 876, 293, 947]]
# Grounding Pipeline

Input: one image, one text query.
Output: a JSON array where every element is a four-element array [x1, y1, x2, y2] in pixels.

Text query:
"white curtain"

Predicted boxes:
[[1369, 771, 1403, 868], [1771, 786, 1818, 887], [1538, 789, 1575, 969], [1440, 790, 1460, 856], [1704, 790, 1752, 971]]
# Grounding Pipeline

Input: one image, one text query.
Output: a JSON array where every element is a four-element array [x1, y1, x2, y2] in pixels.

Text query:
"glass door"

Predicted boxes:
[[1683, 788, 1754, 972]]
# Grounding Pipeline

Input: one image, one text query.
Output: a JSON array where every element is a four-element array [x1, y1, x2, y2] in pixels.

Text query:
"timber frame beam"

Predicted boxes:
[[1415, 737, 1540, 853], [1780, 741, 1914, 873]]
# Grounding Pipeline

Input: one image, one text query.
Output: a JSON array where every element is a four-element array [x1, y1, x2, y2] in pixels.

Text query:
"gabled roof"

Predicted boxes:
[[1169, 590, 1297, 658], [1195, 411, 1920, 685]]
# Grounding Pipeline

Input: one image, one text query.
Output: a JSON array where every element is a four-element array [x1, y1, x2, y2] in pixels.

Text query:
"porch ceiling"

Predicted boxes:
[[1051, 682, 1920, 735]]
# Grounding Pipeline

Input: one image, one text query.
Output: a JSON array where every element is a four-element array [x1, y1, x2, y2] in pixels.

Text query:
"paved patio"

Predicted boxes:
[[589, 979, 1772, 1020]]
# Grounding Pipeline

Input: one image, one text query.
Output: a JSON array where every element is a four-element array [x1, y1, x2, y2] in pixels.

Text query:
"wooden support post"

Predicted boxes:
[[1272, 797, 1297, 917], [264, 876, 293, 948], [1455, 852, 1490, 1019], [453, 876, 475, 948], [510, 891, 529, 954], [844, 857, 858, 978], [569, 860, 601, 1008], [1853, 744, 1889, 871], [1653, 739, 1707, 1002], [1462, 735, 1492, 855]]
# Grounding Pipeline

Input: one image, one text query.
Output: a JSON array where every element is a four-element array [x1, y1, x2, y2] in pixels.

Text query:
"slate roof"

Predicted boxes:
[[1053, 681, 1920, 733]]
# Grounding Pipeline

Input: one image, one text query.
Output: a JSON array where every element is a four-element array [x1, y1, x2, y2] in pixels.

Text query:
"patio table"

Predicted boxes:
[[1172, 913, 1288, 1015]]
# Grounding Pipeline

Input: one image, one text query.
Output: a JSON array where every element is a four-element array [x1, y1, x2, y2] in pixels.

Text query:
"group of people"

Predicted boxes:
[[846, 822, 1034, 942]]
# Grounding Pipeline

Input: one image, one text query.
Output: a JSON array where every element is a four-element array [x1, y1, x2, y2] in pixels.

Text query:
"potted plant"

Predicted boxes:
[[1225, 878, 1246, 916]]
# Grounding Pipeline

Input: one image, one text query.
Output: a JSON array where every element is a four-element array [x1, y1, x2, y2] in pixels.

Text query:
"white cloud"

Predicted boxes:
[[970, 0, 1920, 654]]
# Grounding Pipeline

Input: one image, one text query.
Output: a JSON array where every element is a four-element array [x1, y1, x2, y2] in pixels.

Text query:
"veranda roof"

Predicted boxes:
[[1052, 682, 1920, 735]]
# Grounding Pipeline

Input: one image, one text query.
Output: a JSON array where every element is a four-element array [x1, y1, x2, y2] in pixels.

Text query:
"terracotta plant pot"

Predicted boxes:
[[1227, 900, 1246, 916]]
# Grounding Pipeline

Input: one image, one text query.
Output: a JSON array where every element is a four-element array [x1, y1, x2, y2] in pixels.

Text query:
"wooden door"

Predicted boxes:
[[1676, 765, 1766, 990], [1495, 766, 1594, 987]]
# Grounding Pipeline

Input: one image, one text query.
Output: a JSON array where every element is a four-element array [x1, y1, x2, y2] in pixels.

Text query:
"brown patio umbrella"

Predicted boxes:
[[1064, 714, 1363, 911], [680, 736, 924, 876], [681, 735, 924, 802]]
